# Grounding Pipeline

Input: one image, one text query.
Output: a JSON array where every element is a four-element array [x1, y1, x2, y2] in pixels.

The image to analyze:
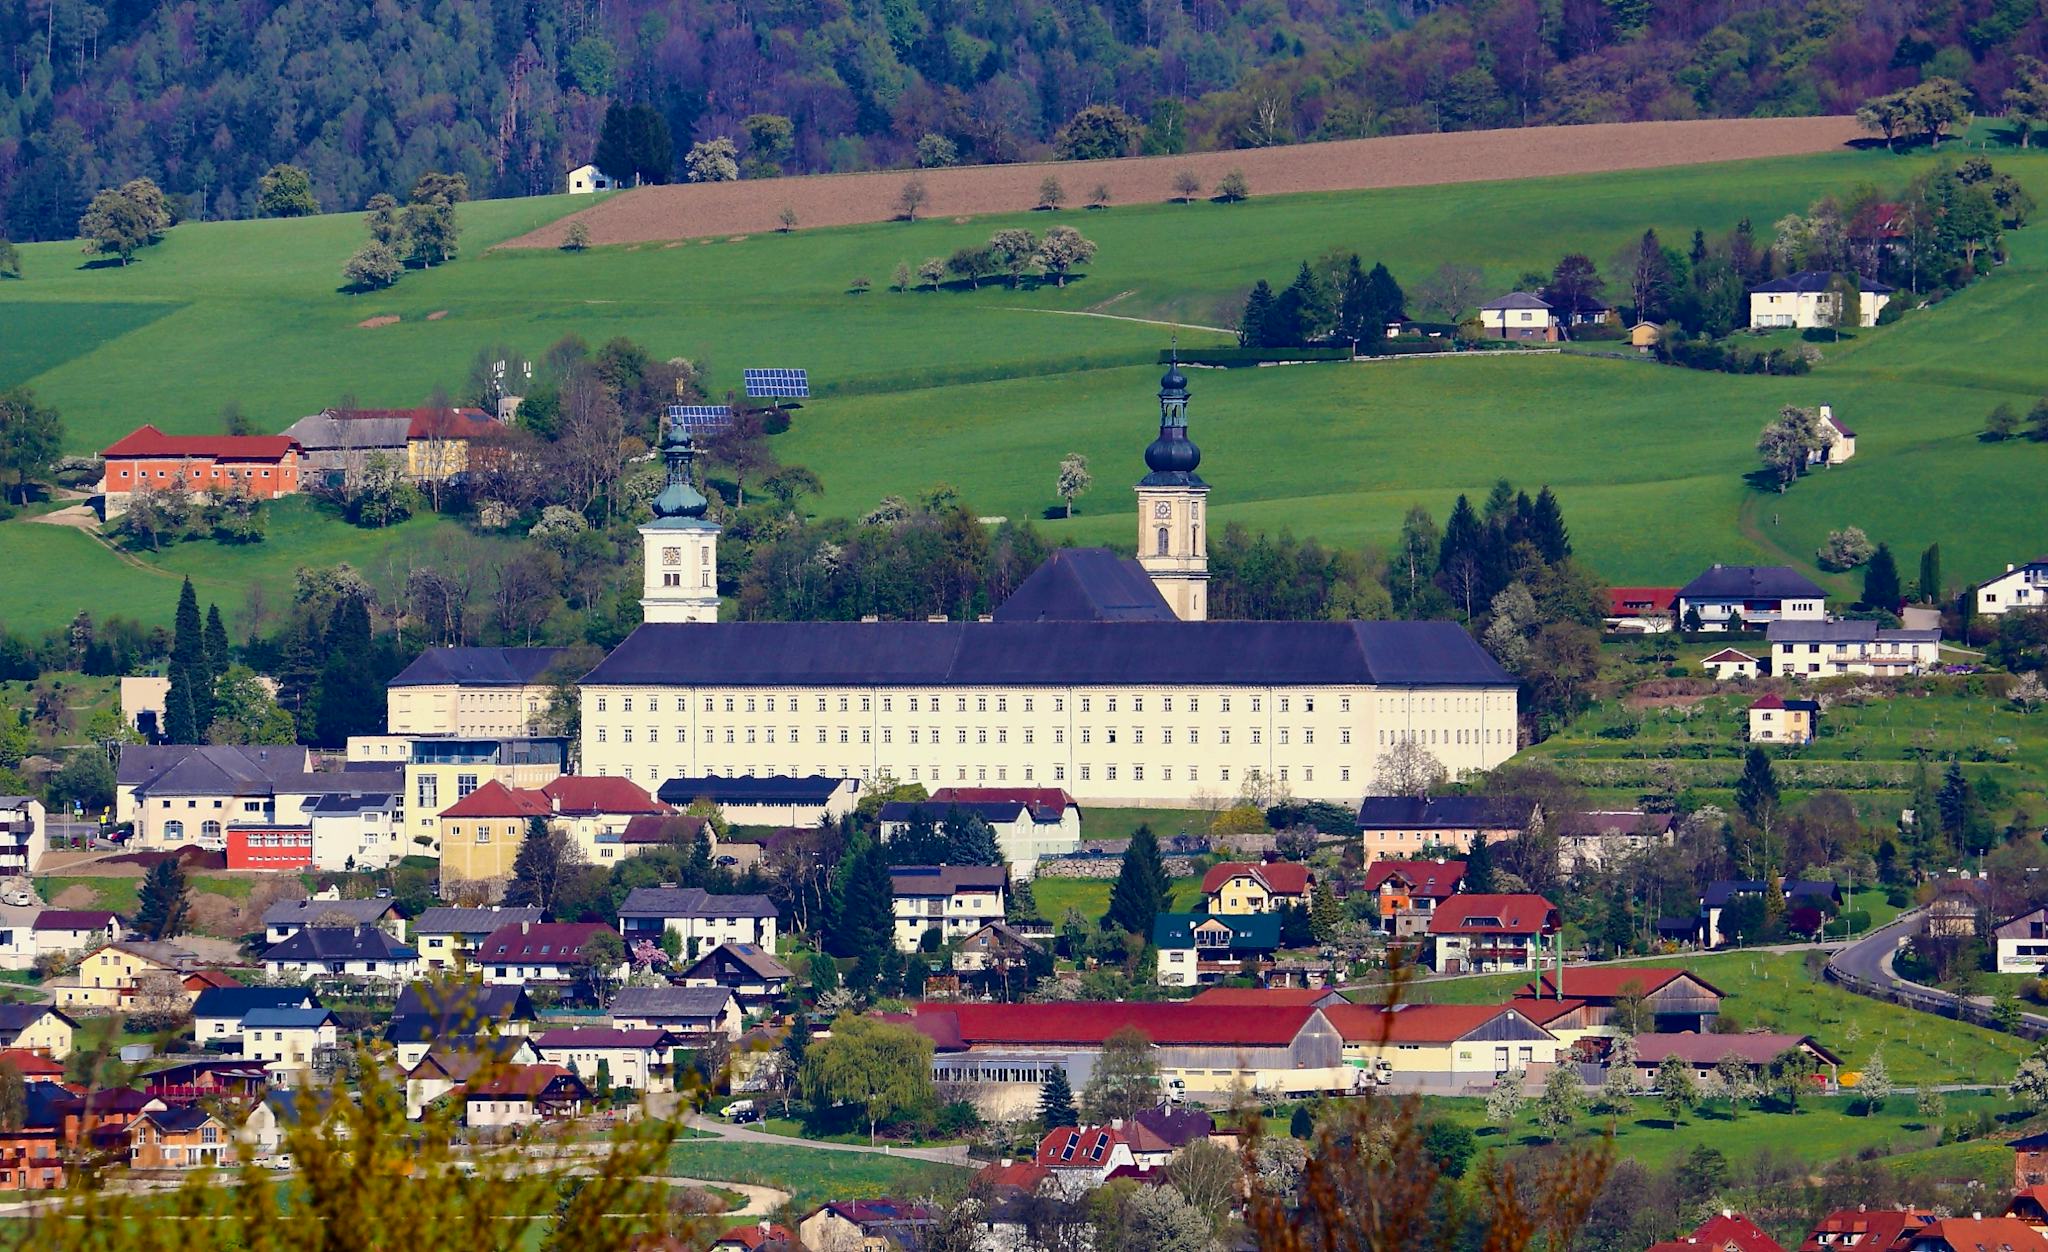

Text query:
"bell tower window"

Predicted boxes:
[[1156, 527, 1169, 556]]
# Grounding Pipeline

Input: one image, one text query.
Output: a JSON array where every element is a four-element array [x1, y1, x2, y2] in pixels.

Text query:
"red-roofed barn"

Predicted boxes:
[[101, 425, 302, 506]]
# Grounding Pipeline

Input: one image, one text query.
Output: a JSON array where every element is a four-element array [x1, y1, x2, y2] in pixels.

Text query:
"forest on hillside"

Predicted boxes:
[[2, 0, 2045, 240]]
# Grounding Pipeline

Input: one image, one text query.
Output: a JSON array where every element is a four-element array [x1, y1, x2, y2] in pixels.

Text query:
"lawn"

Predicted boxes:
[[35, 872, 259, 916], [1080, 807, 1211, 841], [1389, 949, 2032, 1087], [11, 141, 2048, 633], [1028, 875, 1205, 925], [1422, 1090, 2011, 1175], [662, 1140, 968, 1214]]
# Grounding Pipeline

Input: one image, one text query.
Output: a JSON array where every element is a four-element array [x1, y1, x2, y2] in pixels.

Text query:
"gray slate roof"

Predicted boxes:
[[414, 907, 543, 935], [618, 886, 777, 920], [263, 897, 402, 929], [279, 413, 412, 453], [264, 927, 415, 963], [989, 549, 1175, 623], [608, 985, 737, 1020], [889, 866, 1007, 897], [390, 647, 568, 688], [1356, 796, 1535, 830], [192, 987, 317, 1020], [1764, 620, 1941, 644], [1752, 269, 1893, 294], [1677, 564, 1826, 602], [118, 744, 312, 793], [588, 620, 1513, 689], [656, 776, 848, 805], [1481, 291, 1551, 310]]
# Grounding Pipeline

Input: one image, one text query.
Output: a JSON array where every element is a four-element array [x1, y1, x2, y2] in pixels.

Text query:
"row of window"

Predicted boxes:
[[592, 691, 1360, 716], [598, 761, 1352, 787], [591, 723, 1356, 748], [1380, 728, 1509, 747]]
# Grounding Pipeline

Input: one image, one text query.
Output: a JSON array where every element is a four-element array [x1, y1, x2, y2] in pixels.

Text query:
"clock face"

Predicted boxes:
[[662, 547, 682, 566], [1153, 501, 1172, 518]]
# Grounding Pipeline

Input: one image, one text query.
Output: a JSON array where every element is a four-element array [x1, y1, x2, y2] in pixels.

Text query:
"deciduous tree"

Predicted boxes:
[[1081, 1026, 1159, 1121], [257, 164, 318, 217], [800, 1014, 935, 1143], [0, 386, 61, 504], [1057, 453, 1091, 517]]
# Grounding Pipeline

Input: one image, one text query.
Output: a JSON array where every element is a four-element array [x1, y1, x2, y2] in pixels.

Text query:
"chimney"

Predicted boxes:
[[1722, 1210, 1732, 1220], [926, 614, 948, 623], [521, 921, 532, 934]]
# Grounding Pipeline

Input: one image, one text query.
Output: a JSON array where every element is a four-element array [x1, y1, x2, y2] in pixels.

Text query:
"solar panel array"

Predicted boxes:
[[743, 367, 809, 398], [666, 404, 733, 431]]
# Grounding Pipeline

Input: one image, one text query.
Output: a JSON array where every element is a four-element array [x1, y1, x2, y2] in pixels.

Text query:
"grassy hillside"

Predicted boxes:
[[6, 142, 2048, 626]]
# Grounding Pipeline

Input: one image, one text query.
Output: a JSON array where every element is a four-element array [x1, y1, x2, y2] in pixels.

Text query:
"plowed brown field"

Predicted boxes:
[[501, 116, 1863, 249]]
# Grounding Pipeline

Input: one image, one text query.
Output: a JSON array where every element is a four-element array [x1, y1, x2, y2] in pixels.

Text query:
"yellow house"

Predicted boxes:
[[0, 1005, 78, 1060], [1199, 861, 1315, 914], [403, 738, 567, 859], [436, 781, 553, 895], [50, 940, 197, 1011], [1326, 1003, 1564, 1077], [1747, 694, 1817, 745]]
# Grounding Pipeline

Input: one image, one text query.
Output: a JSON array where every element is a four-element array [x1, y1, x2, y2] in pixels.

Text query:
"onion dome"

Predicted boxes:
[[652, 423, 710, 520]]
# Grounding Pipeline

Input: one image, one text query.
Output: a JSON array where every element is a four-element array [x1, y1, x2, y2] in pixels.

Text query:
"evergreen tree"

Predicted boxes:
[[625, 105, 674, 185], [1528, 487, 1571, 563], [202, 603, 230, 727], [1038, 1068, 1078, 1128], [1362, 261, 1404, 336], [783, 1011, 812, 1067], [505, 815, 571, 912], [163, 677, 199, 746], [1309, 880, 1344, 944], [1103, 824, 1168, 936], [1436, 494, 1486, 616], [1238, 280, 1276, 348], [1760, 872, 1787, 940], [831, 837, 897, 962], [310, 593, 379, 748], [1602, 883, 1634, 955], [1008, 876, 1039, 923], [1863, 543, 1902, 610], [942, 810, 1004, 866], [1337, 254, 1371, 345], [593, 102, 636, 183], [1919, 543, 1943, 605], [1464, 833, 1496, 894], [1273, 260, 1334, 345], [135, 858, 190, 939], [1938, 762, 1989, 855], [165, 578, 205, 743], [1735, 748, 1779, 828]]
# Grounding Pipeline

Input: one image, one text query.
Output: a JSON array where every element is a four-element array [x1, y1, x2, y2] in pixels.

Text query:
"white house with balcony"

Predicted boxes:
[[1766, 620, 1942, 680], [890, 866, 1007, 952], [1977, 558, 2048, 617], [0, 798, 44, 877], [1748, 271, 1893, 329]]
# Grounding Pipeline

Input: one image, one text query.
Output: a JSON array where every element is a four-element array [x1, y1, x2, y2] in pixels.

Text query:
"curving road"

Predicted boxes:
[[1827, 908, 2048, 1040]]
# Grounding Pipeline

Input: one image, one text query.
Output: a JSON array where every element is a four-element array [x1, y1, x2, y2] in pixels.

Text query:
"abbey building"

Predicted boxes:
[[573, 364, 1519, 807]]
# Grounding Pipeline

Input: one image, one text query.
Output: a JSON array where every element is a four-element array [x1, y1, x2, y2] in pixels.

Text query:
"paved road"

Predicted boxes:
[[1827, 907, 2048, 1039], [680, 1114, 975, 1166]]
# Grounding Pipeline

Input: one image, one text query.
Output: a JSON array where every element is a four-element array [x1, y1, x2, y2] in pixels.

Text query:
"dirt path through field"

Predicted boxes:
[[503, 116, 1863, 249]]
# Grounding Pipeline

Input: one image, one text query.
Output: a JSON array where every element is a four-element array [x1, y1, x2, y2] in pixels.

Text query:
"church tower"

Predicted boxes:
[[1134, 356, 1209, 621], [639, 420, 721, 624]]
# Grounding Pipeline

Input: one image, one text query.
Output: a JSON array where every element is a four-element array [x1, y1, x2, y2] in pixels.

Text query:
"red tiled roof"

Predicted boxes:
[[1188, 987, 1340, 1008], [541, 776, 672, 816], [475, 922, 612, 964], [0, 1051, 65, 1078], [1691, 1212, 1790, 1252], [1632, 1032, 1839, 1066], [1200, 861, 1313, 896], [1751, 693, 1786, 710], [1426, 894, 1558, 936], [1702, 648, 1758, 663], [102, 425, 300, 461], [1323, 1003, 1543, 1045], [461, 1063, 586, 1100], [439, 780, 551, 820], [712, 1224, 799, 1251], [973, 1160, 1051, 1193], [1907, 1218, 2048, 1252], [914, 1001, 1319, 1048], [405, 409, 502, 441], [1798, 1208, 1934, 1252], [1033, 1126, 1126, 1168], [1362, 859, 1466, 897], [1511, 998, 1589, 1026], [1516, 967, 1722, 1002], [932, 787, 1078, 817], [1607, 587, 1678, 616]]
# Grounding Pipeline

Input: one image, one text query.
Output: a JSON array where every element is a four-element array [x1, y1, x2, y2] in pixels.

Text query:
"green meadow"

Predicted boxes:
[[7, 141, 2048, 628]]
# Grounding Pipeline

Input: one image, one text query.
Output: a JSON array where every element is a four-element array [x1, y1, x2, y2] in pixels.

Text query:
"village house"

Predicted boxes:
[[531, 1027, 679, 1093], [0, 1005, 75, 1060], [475, 921, 625, 989], [712, 1224, 801, 1252], [566, 163, 619, 193], [541, 776, 675, 864], [1904, 1217, 2048, 1252], [1515, 966, 1724, 1033], [1200, 860, 1314, 913], [385, 647, 570, 737], [1767, 620, 1941, 680], [1152, 911, 1280, 987], [262, 925, 419, 986], [49, 938, 199, 1010], [0, 1124, 64, 1192], [238, 1006, 340, 1073], [617, 886, 779, 958], [2017, 1129, 2048, 1189], [304, 790, 403, 872], [890, 866, 1007, 952], [1748, 693, 1820, 745], [1326, 1002, 1566, 1080], [262, 894, 408, 946], [1976, 559, 2048, 617], [403, 1037, 541, 1118], [1749, 270, 1893, 329], [1363, 859, 1465, 935], [397, 736, 569, 858], [0, 797, 45, 877], [1700, 879, 1842, 947], [606, 985, 742, 1041], [1428, 894, 1558, 974], [1701, 647, 1763, 681], [1997, 907, 2048, 973], [909, 1000, 1348, 1118], [462, 1064, 590, 1129], [412, 906, 543, 972], [1925, 873, 1998, 938], [127, 1105, 234, 1170], [1652, 1212, 1790, 1252], [99, 425, 302, 512], [0, 906, 37, 972], [1604, 587, 1678, 634], [1356, 796, 1538, 860], [239, 1091, 309, 1158], [434, 779, 552, 890], [876, 787, 1083, 878], [1677, 565, 1828, 631], [1799, 1208, 1936, 1252], [386, 982, 538, 1069], [950, 923, 1045, 981], [678, 943, 791, 1013], [117, 744, 399, 853], [193, 986, 318, 1048], [281, 405, 502, 488], [33, 909, 122, 956], [1552, 810, 1675, 873], [799, 1200, 937, 1252], [1478, 292, 1557, 341], [656, 775, 861, 828], [1033, 1126, 1138, 1196]]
